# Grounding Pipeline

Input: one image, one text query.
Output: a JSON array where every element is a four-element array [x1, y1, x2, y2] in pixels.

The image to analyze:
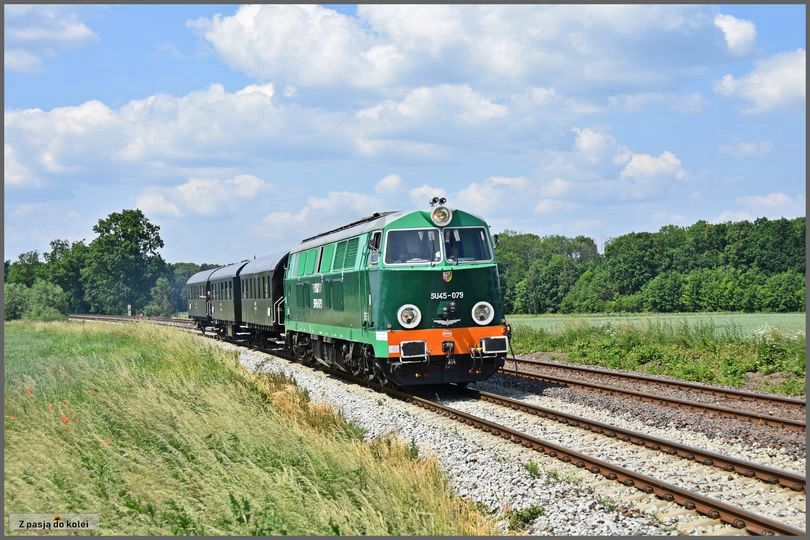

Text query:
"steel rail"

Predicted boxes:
[[392, 389, 805, 536], [69, 314, 196, 326], [458, 386, 805, 492], [65, 315, 806, 535], [500, 362, 806, 433], [509, 356, 806, 408]]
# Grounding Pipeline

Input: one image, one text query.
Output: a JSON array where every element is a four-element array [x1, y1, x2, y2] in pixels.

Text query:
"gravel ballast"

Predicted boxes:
[[474, 376, 806, 474], [439, 393, 806, 530], [491, 371, 806, 459], [212, 340, 797, 536], [516, 356, 806, 422]]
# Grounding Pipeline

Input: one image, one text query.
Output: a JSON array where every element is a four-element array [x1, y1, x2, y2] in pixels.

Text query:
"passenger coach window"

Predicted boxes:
[[384, 229, 441, 265], [443, 227, 492, 263]]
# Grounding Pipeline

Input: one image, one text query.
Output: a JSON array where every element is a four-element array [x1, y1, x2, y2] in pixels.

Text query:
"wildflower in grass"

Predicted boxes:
[[25, 388, 33, 393], [61, 416, 69, 423], [9, 416, 16, 422], [48, 404, 55, 410]]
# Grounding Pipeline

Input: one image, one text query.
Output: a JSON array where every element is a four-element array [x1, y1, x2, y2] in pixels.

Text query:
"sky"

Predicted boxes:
[[4, 4, 806, 265]]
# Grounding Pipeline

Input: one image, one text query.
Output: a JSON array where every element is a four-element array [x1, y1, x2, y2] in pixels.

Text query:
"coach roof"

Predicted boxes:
[[240, 251, 289, 277], [187, 267, 218, 286], [209, 260, 250, 281]]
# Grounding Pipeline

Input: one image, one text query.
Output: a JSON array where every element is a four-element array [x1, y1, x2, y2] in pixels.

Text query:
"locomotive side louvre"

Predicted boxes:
[[284, 219, 388, 347]]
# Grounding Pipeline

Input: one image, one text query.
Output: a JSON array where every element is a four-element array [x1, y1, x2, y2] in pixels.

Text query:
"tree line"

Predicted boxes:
[[496, 217, 805, 314], [5, 210, 805, 319], [4, 209, 217, 320]]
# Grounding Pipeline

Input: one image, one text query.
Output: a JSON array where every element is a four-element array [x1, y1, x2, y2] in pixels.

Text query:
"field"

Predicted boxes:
[[508, 314, 806, 396], [507, 312, 805, 336], [4, 321, 494, 535]]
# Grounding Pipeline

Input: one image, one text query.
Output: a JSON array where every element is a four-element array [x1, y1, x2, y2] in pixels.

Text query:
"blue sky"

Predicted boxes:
[[4, 4, 806, 265]]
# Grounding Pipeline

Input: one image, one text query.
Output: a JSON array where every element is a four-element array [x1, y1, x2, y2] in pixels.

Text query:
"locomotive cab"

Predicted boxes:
[[368, 201, 508, 385]]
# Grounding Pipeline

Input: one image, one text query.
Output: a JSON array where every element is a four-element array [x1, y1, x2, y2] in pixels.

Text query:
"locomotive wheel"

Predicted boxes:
[[358, 345, 373, 379]]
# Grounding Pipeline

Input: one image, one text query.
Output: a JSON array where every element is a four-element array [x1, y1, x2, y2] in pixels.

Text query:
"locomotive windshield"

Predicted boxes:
[[384, 229, 441, 264], [443, 227, 492, 263]]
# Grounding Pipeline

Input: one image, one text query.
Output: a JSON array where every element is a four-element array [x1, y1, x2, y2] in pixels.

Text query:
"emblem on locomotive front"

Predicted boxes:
[[442, 270, 453, 283]]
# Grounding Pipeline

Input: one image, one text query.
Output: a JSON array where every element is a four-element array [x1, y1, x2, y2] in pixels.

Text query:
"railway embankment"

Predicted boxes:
[[4, 321, 494, 535]]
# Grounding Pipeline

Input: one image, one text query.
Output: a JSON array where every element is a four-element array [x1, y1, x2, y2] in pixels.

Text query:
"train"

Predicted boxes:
[[186, 198, 510, 386]]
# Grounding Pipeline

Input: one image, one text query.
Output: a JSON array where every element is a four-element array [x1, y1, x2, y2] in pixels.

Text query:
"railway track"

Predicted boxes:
[[508, 357, 806, 411], [68, 314, 806, 535], [454, 386, 805, 493], [69, 313, 197, 328], [395, 388, 805, 536], [501, 357, 806, 433]]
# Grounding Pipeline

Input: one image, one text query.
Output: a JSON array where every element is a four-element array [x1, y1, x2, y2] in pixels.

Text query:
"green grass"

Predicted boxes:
[[4, 321, 495, 536], [506, 505, 545, 531], [510, 319, 806, 396], [507, 312, 805, 336]]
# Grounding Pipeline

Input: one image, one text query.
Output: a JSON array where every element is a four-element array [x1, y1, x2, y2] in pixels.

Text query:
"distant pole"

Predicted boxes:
[[127, 304, 132, 317]]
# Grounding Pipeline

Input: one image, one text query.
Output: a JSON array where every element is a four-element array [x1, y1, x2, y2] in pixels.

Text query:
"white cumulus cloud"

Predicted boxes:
[[534, 199, 580, 215], [137, 174, 270, 217], [718, 140, 773, 158], [409, 184, 448, 207], [261, 191, 382, 240], [192, 4, 729, 93], [4, 5, 98, 72], [714, 49, 806, 113], [620, 151, 686, 182], [457, 176, 529, 214], [716, 192, 805, 222], [4, 144, 36, 187], [375, 174, 403, 194], [714, 14, 756, 56]]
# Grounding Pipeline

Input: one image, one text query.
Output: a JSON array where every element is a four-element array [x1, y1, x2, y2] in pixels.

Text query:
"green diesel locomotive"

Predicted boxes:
[[187, 199, 509, 386]]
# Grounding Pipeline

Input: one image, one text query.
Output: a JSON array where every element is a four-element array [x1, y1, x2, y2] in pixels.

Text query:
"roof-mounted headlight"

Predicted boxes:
[[431, 206, 452, 226]]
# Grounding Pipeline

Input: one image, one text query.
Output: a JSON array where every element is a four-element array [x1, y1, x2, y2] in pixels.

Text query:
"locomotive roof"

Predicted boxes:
[[293, 210, 405, 252], [187, 267, 218, 285], [209, 260, 250, 281], [240, 251, 288, 276]]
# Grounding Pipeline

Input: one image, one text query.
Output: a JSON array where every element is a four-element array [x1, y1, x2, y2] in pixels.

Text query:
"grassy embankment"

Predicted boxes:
[[509, 315, 805, 396], [4, 322, 495, 535]]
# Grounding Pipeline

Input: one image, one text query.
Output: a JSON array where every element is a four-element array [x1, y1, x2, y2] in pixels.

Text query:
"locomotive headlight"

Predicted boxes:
[[397, 304, 422, 329], [471, 301, 495, 325], [430, 206, 453, 226]]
